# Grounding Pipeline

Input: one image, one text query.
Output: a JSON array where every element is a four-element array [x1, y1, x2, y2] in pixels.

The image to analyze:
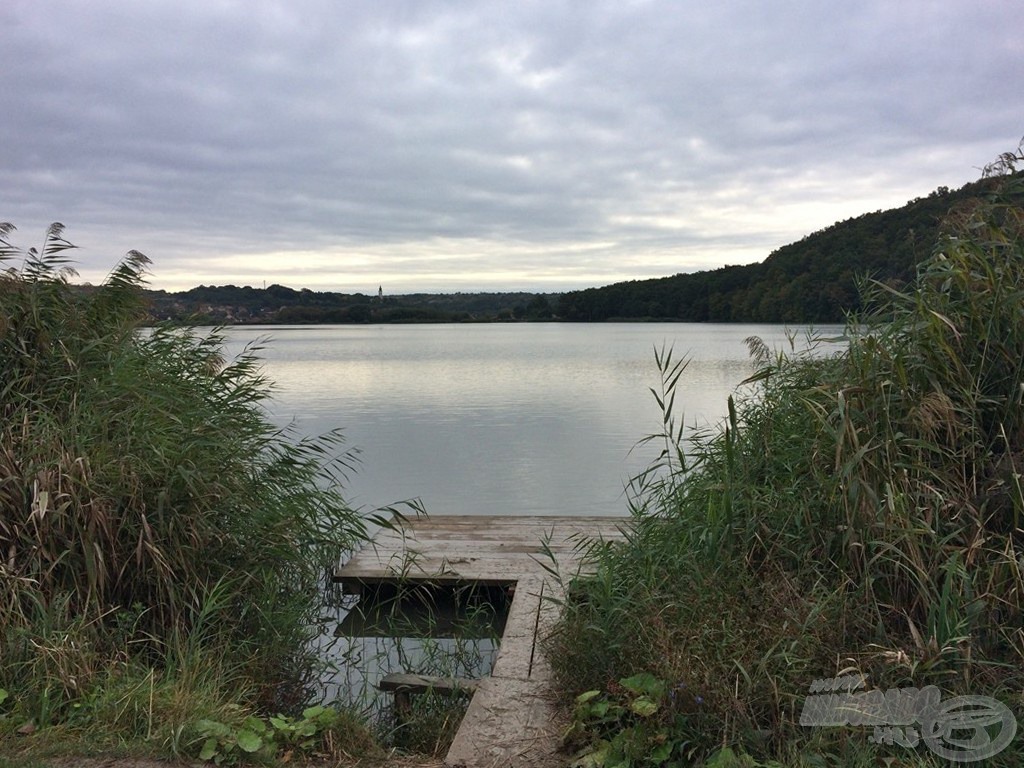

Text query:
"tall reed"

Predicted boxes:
[[548, 153, 1024, 764], [1, 224, 370, 733]]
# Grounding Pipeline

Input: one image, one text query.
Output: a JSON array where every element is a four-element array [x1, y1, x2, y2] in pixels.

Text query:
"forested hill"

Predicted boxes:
[[557, 175, 1017, 323]]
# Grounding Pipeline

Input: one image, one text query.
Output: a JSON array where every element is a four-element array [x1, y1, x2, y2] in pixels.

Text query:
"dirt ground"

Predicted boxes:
[[33, 756, 445, 768]]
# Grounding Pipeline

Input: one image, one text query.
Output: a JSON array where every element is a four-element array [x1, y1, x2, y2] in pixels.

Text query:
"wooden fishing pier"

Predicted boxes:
[[333, 514, 630, 768]]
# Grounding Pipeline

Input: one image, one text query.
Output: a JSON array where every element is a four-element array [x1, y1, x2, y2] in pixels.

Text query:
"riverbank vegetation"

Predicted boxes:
[[0, 226, 380, 762], [549, 148, 1024, 765]]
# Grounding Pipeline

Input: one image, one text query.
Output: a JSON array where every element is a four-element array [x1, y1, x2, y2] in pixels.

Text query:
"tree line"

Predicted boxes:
[[144, 284, 558, 324], [143, 173, 1021, 326], [557, 176, 1018, 322]]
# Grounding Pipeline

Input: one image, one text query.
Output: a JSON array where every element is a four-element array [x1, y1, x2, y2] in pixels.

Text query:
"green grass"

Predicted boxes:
[[547, 151, 1024, 765]]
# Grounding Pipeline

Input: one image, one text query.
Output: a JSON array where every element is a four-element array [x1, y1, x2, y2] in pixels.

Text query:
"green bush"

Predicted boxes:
[[549, 153, 1024, 765], [0, 224, 370, 743]]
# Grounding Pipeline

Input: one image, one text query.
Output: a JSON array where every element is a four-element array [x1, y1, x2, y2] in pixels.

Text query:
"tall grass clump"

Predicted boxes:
[[0, 225, 372, 755], [549, 149, 1024, 765]]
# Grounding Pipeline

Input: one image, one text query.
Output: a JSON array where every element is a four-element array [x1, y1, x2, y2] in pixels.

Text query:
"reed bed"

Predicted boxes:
[[549, 153, 1024, 765], [0, 225, 375, 758]]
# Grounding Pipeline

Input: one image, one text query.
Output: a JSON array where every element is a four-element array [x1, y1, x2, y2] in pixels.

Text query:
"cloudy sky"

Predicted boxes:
[[2, 1, 1021, 293]]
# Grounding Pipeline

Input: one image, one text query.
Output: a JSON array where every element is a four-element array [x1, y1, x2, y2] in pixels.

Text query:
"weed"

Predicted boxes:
[[326, 578, 505, 756], [195, 703, 375, 764], [564, 672, 709, 766]]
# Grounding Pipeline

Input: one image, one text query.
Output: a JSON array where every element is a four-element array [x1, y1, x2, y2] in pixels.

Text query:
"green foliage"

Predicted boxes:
[[565, 671, 708, 768], [267, 704, 339, 750], [549, 153, 1024, 764], [197, 714, 283, 764], [195, 704, 360, 764], [703, 747, 783, 768], [0, 224, 374, 751], [558, 172, 1024, 322]]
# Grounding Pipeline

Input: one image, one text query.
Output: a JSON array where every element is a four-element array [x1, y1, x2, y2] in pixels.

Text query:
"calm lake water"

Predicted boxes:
[[219, 322, 843, 708], [221, 322, 843, 520]]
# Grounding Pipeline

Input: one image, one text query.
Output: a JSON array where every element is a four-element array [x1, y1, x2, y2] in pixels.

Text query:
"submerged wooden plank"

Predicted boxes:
[[378, 672, 479, 696], [380, 673, 480, 728]]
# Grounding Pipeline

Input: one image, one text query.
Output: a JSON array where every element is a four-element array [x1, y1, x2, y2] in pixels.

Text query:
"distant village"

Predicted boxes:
[[142, 283, 559, 324]]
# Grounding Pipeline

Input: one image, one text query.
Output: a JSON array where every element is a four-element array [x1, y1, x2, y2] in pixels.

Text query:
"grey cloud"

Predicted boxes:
[[1, 0, 1021, 290]]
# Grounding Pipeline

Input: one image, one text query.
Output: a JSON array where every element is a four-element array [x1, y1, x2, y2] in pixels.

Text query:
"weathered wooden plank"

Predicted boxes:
[[343, 549, 599, 566], [338, 556, 555, 580], [413, 533, 617, 546], [445, 677, 567, 768], [334, 514, 629, 586], [364, 516, 624, 538], [353, 541, 610, 555], [490, 577, 564, 680], [395, 514, 618, 524], [408, 540, 596, 551], [378, 672, 479, 696], [358, 533, 606, 545], [331, 514, 631, 767], [341, 552, 589, 571]]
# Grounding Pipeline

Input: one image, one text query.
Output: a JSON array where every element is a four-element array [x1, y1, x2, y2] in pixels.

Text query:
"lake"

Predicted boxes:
[[221, 322, 843, 520], [219, 321, 843, 707]]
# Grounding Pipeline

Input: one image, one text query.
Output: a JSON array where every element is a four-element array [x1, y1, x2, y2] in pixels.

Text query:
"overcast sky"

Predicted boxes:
[[2, 1, 1021, 293]]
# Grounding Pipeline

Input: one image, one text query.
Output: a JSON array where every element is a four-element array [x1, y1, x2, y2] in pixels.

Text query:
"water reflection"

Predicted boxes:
[[221, 323, 842, 519]]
